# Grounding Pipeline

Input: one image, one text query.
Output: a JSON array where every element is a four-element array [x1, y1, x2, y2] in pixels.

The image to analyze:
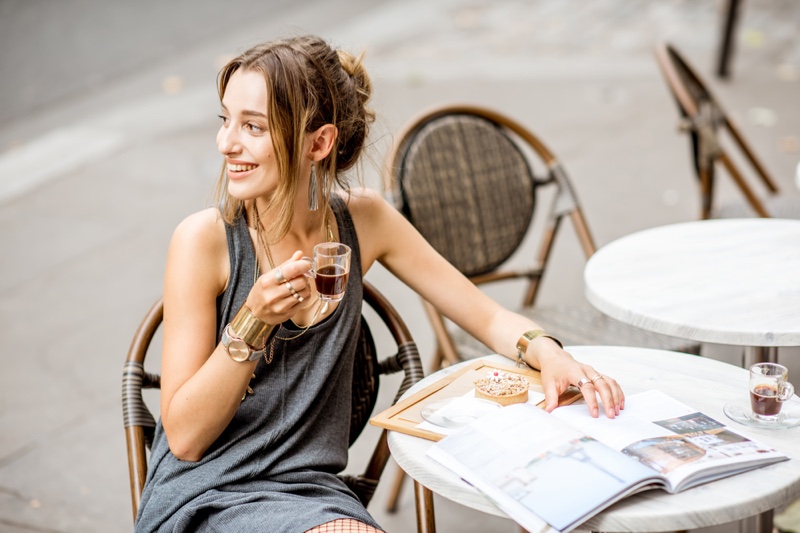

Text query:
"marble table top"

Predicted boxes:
[[388, 348, 800, 532], [583, 218, 800, 347]]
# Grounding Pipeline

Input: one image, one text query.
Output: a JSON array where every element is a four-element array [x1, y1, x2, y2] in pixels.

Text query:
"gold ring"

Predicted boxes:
[[591, 374, 604, 384], [576, 378, 591, 388], [291, 292, 304, 302], [274, 268, 286, 283], [284, 281, 297, 295]]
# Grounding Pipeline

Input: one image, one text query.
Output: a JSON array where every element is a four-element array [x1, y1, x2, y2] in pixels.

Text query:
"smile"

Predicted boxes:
[[227, 163, 258, 172]]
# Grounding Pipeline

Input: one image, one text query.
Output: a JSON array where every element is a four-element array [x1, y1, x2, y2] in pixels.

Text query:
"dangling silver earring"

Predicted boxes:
[[308, 161, 319, 211]]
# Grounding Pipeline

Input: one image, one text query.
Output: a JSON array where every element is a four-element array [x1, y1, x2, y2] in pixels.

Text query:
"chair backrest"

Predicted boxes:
[[388, 104, 596, 300], [122, 280, 423, 522], [654, 42, 780, 219], [386, 104, 597, 365]]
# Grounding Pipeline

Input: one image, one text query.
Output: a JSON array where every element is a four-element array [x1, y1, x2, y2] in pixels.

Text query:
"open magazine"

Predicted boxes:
[[426, 389, 789, 533]]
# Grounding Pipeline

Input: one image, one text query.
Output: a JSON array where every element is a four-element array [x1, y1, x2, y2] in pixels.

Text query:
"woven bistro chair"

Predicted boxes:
[[655, 42, 800, 220], [123, 280, 433, 530], [381, 104, 701, 512]]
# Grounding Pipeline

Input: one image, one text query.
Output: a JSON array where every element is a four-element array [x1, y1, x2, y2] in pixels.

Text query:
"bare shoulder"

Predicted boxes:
[[168, 207, 229, 292], [338, 187, 392, 220], [171, 208, 227, 253], [337, 188, 409, 272]]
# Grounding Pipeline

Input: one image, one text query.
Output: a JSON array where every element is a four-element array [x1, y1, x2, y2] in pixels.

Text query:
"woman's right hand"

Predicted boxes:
[[245, 250, 313, 325]]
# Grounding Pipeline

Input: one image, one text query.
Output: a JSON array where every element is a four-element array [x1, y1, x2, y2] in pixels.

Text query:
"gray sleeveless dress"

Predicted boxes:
[[135, 197, 382, 532]]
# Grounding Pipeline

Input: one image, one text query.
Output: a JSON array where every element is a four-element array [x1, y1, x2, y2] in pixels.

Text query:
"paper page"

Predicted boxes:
[[427, 403, 657, 532], [551, 389, 786, 490]]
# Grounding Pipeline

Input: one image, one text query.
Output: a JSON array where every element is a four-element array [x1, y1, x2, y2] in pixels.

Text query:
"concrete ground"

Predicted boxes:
[[1, 0, 799, 532]]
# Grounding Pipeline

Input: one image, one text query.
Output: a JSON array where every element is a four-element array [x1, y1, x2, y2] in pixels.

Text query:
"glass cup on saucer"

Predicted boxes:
[[749, 363, 794, 421], [724, 363, 799, 429]]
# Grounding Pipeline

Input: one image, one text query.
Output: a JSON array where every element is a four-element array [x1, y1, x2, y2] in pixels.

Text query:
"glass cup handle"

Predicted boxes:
[[779, 382, 795, 402], [301, 256, 316, 278]]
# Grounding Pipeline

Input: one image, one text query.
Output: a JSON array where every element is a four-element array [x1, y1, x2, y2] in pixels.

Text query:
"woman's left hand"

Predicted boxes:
[[538, 348, 624, 418]]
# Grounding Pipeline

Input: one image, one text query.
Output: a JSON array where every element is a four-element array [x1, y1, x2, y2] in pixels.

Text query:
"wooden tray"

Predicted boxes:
[[370, 359, 583, 442]]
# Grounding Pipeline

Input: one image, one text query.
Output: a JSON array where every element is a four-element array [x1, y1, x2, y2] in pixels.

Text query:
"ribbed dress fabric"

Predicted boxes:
[[135, 197, 381, 532]]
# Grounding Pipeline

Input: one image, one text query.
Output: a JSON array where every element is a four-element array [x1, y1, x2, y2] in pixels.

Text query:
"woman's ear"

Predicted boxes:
[[308, 124, 338, 161]]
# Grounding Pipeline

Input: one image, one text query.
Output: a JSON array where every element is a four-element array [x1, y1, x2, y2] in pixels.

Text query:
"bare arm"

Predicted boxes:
[[159, 209, 255, 461], [159, 210, 313, 461], [350, 190, 624, 418]]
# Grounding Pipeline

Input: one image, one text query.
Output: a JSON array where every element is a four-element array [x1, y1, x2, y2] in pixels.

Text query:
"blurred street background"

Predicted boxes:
[[1, 0, 799, 531]]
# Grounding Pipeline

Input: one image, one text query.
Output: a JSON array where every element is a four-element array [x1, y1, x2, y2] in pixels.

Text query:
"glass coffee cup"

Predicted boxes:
[[303, 243, 351, 302], [749, 363, 795, 421]]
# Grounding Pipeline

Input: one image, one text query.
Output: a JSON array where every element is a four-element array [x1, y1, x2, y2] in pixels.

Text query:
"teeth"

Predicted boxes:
[[228, 163, 257, 172]]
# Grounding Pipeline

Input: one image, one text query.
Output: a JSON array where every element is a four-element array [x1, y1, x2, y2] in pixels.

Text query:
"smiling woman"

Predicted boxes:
[[132, 33, 624, 533]]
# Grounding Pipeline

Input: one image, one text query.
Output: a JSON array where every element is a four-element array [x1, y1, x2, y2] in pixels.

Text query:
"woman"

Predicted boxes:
[[135, 34, 624, 533]]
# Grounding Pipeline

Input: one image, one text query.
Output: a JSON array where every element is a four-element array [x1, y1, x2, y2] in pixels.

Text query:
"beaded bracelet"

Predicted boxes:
[[515, 329, 564, 368]]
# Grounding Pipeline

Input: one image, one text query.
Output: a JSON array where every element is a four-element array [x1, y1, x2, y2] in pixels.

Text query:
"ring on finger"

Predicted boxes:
[[576, 377, 592, 388], [284, 281, 304, 302], [274, 268, 287, 284], [590, 374, 604, 384]]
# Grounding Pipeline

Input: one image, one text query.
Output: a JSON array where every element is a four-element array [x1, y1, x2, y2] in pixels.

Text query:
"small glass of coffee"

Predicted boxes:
[[749, 363, 794, 421], [303, 243, 351, 302]]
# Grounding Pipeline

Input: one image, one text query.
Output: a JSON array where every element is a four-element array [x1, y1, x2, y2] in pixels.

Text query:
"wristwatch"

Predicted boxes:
[[221, 324, 266, 362]]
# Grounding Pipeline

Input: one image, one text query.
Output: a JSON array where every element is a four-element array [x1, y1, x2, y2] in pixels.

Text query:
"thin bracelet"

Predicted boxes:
[[515, 329, 564, 368]]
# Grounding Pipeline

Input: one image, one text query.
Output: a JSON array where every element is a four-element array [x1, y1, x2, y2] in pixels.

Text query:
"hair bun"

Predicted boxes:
[[337, 50, 372, 100], [335, 49, 375, 172]]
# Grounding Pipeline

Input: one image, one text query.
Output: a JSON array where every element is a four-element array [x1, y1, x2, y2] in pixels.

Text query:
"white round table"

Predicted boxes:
[[387, 347, 800, 532], [583, 218, 800, 364]]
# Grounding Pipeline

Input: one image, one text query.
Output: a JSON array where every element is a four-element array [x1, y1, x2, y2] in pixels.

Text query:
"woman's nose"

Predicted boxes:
[[217, 125, 240, 155]]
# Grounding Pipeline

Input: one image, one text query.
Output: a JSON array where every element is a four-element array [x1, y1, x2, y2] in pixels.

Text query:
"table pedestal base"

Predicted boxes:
[[744, 346, 778, 367]]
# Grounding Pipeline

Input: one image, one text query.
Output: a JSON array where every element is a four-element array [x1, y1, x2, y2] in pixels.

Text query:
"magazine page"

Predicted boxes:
[[551, 389, 788, 492], [426, 403, 660, 533]]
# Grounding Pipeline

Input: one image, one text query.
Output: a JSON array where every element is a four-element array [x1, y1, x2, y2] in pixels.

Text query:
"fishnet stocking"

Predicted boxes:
[[305, 518, 385, 533]]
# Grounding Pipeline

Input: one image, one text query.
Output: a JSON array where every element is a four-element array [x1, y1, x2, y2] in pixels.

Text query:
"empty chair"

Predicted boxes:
[[655, 42, 800, 220]]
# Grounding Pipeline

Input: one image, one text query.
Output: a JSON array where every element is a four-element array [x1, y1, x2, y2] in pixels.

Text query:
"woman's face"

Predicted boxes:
[[216, 69, 279, 201]]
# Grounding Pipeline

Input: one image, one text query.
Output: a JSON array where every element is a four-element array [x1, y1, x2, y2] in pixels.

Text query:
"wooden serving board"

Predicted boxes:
[[369, 359, 583, 442]]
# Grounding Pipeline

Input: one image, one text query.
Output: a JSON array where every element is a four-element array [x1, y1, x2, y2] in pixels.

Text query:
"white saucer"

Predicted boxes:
[[420, 397, 501, 429], [723, 400, 800, 430]]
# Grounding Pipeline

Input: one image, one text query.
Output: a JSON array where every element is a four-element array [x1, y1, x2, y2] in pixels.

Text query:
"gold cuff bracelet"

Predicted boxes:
[[515, 329, 564, 368], [230, 305, 274, 349]]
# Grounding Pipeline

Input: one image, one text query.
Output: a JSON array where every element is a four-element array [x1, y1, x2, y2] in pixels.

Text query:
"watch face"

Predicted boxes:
[[223, 326, 252, 362], [227, 338, 250, 362]]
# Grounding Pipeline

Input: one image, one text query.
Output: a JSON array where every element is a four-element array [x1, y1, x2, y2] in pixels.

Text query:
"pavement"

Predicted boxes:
[[1, 0, 799, 532]]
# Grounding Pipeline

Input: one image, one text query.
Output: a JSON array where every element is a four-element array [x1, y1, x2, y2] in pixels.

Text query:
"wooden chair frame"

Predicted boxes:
[[654, 42, 781, 219], [122, 281, 433, 530]]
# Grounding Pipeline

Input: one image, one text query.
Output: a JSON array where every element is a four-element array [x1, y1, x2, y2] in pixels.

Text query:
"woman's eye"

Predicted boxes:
[[218, 115, 230, 125], [246, 123, 264, 133]]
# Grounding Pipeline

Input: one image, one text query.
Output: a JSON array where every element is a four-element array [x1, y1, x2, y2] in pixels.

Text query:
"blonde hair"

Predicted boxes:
[[213, 35, 375, 242]]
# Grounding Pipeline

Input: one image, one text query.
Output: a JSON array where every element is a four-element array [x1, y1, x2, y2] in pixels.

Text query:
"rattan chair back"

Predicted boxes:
[[655, 42, 798, 219], [396, 113, 535, 276], [122, 281, 424, 523]]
